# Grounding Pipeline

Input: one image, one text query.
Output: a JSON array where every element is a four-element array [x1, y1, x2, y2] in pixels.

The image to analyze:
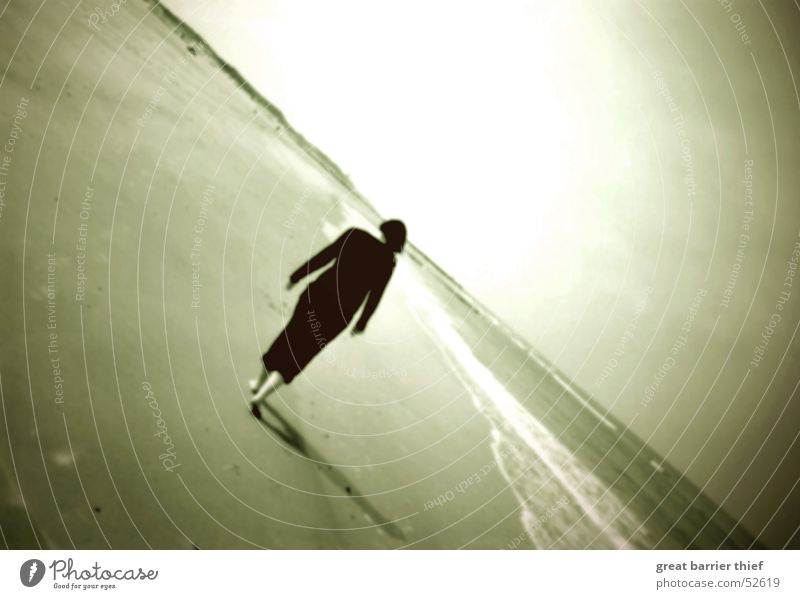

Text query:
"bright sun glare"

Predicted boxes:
[[164, 0, 610, 308]]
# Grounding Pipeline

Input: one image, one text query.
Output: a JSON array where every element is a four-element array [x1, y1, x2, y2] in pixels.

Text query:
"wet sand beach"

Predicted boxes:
[[0, 0, 761, 549]]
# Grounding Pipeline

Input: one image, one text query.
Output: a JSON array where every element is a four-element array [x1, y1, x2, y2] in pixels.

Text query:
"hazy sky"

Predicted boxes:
[[161, 0, 800, 544]]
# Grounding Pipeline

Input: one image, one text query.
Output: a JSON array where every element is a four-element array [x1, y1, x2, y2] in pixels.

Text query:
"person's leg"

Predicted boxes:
[[250, 370, 284, 417], [253, 370, 283, 401], [249, 364, 270, 394]]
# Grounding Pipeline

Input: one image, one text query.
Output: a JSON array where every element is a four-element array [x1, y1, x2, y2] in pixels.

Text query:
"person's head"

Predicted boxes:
[[380, 219, 407, 253]]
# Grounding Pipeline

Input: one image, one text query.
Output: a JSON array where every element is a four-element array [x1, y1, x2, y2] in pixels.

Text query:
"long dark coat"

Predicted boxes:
[[262, 228, 395, 383]]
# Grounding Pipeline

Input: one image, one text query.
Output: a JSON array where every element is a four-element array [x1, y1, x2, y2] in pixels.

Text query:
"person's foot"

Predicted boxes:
[[248, 379, 259, 393], [250, 402, 262, 421]]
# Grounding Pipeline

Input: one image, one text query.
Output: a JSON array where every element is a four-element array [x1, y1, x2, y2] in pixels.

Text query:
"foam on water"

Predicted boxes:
[[400, 266, 643, 548]]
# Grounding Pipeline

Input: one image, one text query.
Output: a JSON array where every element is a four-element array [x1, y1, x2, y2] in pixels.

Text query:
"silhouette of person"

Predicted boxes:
[[249, 220, 406, 419]]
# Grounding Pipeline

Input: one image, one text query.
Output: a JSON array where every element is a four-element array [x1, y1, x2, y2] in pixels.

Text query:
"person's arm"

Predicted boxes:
[[353, 265, 393, 334], [289, 229, 352, 286]]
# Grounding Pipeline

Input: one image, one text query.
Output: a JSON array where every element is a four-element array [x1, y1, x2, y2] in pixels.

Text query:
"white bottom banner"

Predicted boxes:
[[1, 550, 797, 598]]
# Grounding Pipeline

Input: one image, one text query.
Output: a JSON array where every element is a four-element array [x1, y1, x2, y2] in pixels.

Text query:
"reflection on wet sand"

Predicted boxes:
[[255, 403, 406, 541]]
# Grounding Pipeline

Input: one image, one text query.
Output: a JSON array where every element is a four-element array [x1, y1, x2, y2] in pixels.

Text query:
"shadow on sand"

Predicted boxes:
[[256, 402, 406, 541]]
